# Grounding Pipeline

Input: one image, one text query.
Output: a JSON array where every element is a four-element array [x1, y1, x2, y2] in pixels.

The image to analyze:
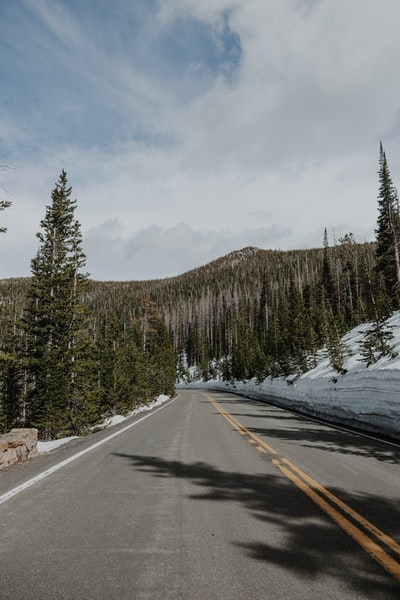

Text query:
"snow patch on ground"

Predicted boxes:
[[37, 394, 171, 454], [37, 437, 79, 454]]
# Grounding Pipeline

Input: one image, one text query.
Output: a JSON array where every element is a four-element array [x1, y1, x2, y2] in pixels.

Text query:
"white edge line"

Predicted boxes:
[[0, 395, 179, 506]]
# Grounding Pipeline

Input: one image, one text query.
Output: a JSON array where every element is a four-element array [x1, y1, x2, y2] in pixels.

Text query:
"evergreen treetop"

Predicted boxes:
[[375, 143, 400, 308]]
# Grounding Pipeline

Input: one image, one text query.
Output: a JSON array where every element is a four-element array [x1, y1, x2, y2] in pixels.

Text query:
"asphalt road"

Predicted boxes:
[[1, 389, 400, 599]]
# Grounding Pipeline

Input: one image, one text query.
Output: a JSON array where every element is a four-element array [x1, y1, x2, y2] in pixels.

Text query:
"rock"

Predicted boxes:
[[0, 428, 39, 470]]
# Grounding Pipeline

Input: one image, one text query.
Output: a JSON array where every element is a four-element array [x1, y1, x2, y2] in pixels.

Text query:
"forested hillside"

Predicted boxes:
[[148, 241, 378, 377], [0, 238, 380, 401], [0, 233, 395, 437]]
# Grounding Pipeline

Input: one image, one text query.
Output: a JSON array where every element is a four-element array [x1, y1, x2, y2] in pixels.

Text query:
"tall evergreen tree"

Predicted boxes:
[[135, 294, 176, 398], [255, 285, 268, 352], [96, 313, 143, 416], [321, 228, 336, 310], [23, 170, 91, 439], [359, 251, 397, 367], [148, 320, 176, 396], [231, 316, 265, 381], [337, 233, 360, 327], [286, 283, 313, 373], [323, 302, 350, 374], [375, 143, 400, 308]]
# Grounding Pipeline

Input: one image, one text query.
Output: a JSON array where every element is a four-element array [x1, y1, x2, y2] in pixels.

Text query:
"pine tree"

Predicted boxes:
[[65, 322, 102, 434], [375, 143, 400, 308], [135, 294, 176, 398], [321, 228, 336, 310], [98, 311, 146, 415], [325, 308, 350, 374], [23, 170, 91, 439], [359, 319, 397, 367], [263, 298, 282, 376], [231, 316, 265, 381], [148, 320, 176, 396], [337, 233, 360, 327], [286, 283, 313, 373], [255, 285, 268, 351], [359, 251, 397, 367]]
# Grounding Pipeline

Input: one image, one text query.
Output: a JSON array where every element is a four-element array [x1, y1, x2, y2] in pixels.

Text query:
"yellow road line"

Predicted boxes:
[[204, 392, 400, 583], [280, 457, 400, 559], [206, 393, 278, 455], [274, 459, 400, 583]]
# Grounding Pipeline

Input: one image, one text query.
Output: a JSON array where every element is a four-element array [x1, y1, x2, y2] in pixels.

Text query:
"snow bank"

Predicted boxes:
[[181, 312, 400, 441]]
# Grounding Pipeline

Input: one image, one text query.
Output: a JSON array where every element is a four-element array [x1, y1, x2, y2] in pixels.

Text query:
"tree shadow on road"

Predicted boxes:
[[204, 396, 400, 464], [248, 420, 400, 464], [114, 451, 400, 599]]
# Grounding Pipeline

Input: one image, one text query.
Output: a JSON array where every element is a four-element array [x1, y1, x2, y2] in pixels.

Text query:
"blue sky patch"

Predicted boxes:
[[152, 13, 242, 82], [0, 2, 241, 153]]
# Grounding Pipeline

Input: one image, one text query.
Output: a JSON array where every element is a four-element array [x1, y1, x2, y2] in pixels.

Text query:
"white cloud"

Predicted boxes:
[[83, 220, 292, 281], [168, 0, 400, 171], [0, 0, 399, 280]]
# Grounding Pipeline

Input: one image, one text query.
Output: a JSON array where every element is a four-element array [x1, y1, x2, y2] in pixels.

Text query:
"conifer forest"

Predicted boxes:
[[1, 144, 400, 439]]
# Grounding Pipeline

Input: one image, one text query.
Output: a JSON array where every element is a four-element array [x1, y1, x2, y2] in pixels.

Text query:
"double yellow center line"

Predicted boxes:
[[205, 393, 400, 583]]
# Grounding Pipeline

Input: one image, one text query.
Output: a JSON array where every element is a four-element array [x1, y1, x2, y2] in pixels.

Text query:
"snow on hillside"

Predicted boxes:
[[182, 311, 400, 441]]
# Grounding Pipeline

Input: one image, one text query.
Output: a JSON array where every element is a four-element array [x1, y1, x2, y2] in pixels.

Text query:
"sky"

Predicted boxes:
[[1, 0, 400, 281]]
